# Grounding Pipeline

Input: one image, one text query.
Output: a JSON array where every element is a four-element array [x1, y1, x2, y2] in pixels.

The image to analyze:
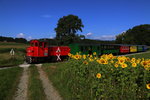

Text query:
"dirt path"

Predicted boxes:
[[14, 63, 30, 100], [36, 64, 62, 100]]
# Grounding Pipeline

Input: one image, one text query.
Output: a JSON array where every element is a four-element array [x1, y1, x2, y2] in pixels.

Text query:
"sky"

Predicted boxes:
[[0, 0, 150, 40]]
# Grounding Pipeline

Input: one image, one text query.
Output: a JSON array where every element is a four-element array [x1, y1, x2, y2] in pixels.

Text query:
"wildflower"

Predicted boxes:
[[146, 83, 150, 89], [98, 59, 108, 64], [90, 55, 93, 58], [114, 63, 119, 68], [94, 57, 97, 60], [141, 61, 148, 66], [68, 53, 72, 57], [89, 58, 94, 62], [118, 58, 125, 64], [126, 57, 130, 62], [74, 55, 81, 60], [96, 73, 102, 79], [110, 60, 114, 64], [93, 52, 96, 55], [121, 63, 127, 68], [83, 61, 88, 65], [136, 59, 141, 64], [83, 55, 86, 59], [132, 63, 137, 67], [131, 58, 136, 62], [144, 65, 150, 70], [108, 54, 113, 59]]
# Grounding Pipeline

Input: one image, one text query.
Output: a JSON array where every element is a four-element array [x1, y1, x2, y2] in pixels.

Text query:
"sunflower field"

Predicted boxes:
[[56, 53, 150, 99]]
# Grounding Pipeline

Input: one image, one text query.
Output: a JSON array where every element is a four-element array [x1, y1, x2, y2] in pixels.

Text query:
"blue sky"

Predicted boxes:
[[0, 0, 150, 40]]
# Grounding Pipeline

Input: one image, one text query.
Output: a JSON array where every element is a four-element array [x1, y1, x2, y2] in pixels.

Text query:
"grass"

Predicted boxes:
[[42, 52, 150, 99], [42, 62, 72, 99], [28, 65, 46, 100], [128, 51, 150, 59], [0, 42, 29, 66], [0, 67, 23, 100]]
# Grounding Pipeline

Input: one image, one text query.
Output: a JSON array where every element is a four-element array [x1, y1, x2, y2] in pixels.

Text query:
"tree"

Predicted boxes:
[[116, 24, 150, 45], [55, 14, 84, 45], [15, 38, 27, 43]]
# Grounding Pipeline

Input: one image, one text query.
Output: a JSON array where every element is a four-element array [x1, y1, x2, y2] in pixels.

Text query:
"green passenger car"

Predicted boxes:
[[137, 45, 143, 52], [69, 44, 102, 56], [101, 44, 119, 54]]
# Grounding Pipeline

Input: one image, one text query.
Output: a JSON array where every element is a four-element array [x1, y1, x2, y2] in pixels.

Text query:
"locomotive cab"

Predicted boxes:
[[26, 40, 48, 63]]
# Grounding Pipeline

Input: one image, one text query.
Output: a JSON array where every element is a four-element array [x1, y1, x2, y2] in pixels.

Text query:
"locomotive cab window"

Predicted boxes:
[[34, 42, 38, 46]]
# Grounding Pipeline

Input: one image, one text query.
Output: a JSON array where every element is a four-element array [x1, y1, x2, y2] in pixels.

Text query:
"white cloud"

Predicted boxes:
[[27, 36, 32, 40], [50, 36, 54, 39], [41, 14, 52, 18], [94, 35, 116, 40], [86, 32, 93, 36], [17, 33, 25, 38]]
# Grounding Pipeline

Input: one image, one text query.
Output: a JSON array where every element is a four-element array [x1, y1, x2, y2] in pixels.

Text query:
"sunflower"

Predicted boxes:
[[144, 65, 150, 70], [83, 55, 86, 59], [114, 63, 119, 68], [93, 52, 97, 55], [96, 73, 102, 79], [99, 59, 108, 64], [132, 63, 137, 67], [118, 58, 125, 64], [141, 61, 148, 66], [83, 61, 88, 65], [146, 83, 150, 89], [68, 53, 72, 57], [131, 58, 136, 62], [121, 63, 127, 68], [110, 60, 114, 64], [89, 58, 94, 62]]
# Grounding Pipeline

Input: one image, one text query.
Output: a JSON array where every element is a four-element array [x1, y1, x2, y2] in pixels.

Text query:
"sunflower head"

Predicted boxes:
[[132, 63, 137, 67], [121, 63, 127, 68], [146, 83, 150, 89], [83, 61, 88, 65], [96, 73, 102, 79]]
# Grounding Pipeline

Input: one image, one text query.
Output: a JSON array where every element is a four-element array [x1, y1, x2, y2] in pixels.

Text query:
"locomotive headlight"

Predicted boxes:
[[28, 50, 32, 52], [44, 50, 48, 56]]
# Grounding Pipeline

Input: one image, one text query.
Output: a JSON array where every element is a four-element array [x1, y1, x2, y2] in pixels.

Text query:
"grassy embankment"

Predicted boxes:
[[0, 42, 29, 66], [0, 67, 23, 100], [42, 52, 150, 99], [28, 65, 46, 100]]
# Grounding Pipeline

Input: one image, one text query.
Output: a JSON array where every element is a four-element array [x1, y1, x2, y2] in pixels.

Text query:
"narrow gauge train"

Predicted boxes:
[[26, 40, 148, 63], [26, 40, 70, 63], [69, 43, 147, 56]]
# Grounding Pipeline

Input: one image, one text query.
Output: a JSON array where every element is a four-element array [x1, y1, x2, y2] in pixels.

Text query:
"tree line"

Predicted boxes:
[[0, 36, 27, 43], [116, 24, 150, 45]]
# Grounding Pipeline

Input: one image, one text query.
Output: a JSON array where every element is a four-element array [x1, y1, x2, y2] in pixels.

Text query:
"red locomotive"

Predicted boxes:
[[26, 40, 70, 63]]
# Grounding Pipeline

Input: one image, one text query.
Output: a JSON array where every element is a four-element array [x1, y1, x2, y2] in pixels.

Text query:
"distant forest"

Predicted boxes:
[[0, 36, 115, 45]]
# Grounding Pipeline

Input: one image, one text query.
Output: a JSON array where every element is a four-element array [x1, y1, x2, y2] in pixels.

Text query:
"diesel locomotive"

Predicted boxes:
[[26, 40, 148, 63], [26, 40, 70, 63]]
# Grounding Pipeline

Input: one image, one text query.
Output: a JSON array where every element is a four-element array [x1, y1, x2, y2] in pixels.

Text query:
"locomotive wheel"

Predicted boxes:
[[26, 56, 32, 64], [29, 57, 32, 63]]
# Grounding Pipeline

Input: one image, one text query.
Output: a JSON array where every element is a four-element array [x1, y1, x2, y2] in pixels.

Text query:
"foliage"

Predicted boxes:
[[0, 36, 27, 43], [116, 24, 150, 45], [43, 53, 150, 99], [55, 14, 84, 45], [28, 65, 46, 100], [0, 67, 23, 100], [15, 38, 27, 43]]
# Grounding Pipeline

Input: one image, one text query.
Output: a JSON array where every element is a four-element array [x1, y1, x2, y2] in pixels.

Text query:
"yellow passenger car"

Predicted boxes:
[[130, 46, 137, 53]]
